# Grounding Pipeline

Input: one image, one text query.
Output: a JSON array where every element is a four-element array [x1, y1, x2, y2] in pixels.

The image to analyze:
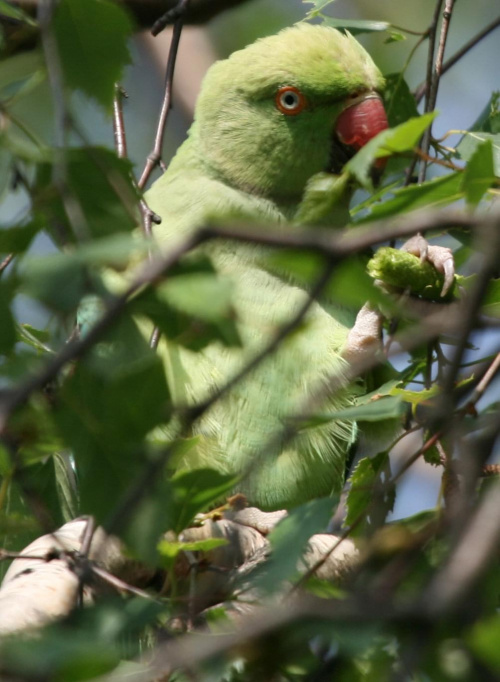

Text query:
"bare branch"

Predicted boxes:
[[138, 0, 190, 189], [415, 15, 500, 103], [112, 85, 128, 159], [418, 0, 456, 183]]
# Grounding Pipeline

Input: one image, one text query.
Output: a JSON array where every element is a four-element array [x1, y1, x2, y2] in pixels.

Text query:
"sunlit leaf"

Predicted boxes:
[[323, 17, 390, 34], [346, 113, 436, 188]]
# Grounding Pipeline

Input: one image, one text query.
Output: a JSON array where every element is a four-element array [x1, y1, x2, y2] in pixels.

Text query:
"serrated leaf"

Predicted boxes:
[[357, 172, 464, 224], [53, 0, 132, 110], [462, 139, 495, 205], [383, 74, 419, 128], [465, 91, 500, 135], [458, 132, 500, 178], [345, 452, 395, 535], [423, 444, 442, 467], [303, 0, 337, 17]]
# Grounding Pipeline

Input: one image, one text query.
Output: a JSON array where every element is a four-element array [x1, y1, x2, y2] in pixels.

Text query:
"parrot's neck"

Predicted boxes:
[[173, 131, 353, 229]]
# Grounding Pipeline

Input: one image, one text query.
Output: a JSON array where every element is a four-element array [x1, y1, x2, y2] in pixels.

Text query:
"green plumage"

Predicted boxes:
[[137, 24, 386, 510]]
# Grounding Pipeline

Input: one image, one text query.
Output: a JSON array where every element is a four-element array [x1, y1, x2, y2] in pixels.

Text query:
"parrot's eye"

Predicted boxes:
[[275, 86, 306, 115]]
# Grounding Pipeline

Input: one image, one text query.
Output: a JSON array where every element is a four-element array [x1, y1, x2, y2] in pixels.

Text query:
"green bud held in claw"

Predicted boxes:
[[367, 247, 456, 302]]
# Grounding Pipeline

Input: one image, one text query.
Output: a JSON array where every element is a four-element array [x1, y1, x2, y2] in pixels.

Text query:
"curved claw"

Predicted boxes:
[[440, 257, 455, 298], [402, 234, 455, 298]]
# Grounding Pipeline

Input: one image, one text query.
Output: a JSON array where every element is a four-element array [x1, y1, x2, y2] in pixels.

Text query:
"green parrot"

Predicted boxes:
[[140, 23, 389, 511], [83, 24, 452, 511]]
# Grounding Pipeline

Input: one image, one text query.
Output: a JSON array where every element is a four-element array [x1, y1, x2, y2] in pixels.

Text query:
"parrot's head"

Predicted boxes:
[[193, 23, 388, 203]]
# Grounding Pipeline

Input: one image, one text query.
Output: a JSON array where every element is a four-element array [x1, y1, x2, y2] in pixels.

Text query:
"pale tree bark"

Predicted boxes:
[[0, 510, 358, 635]]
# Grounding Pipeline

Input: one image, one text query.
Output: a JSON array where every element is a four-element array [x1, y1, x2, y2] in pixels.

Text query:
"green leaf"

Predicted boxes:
[[0, 0, 37, 25], [0, 284, 16, 354], [462, 139, 496, 205], [164, 468, 238, 535], [157, 537, 228, 570], [346, 113, 436, 188], [323, 17, 390, 35], [0, 50, 45, 101], [35, 147, 140, 243], [302, 0, 337, 18], [16, 324, 52, 353], [0, 220, 40, 254], [132, 258, 241, 350], [468, 614, 500, 672], [384, 31, 406, 44], [257, 497, 337, 590], [53, 0, 133, 110], [54, 342, 170, 520], [21, 252, 89, 312], [301, 396, 404, 429], [345, 452, 395, 535], [53, 452, 79, 522], [458, 131, 500, 178], [383, 74, 419, 128], [465, 91, 500, 135], [356, 172, 464, 224]]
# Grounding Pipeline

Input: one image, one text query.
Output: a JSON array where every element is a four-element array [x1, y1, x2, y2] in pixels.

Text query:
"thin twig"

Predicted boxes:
[[113, 84, 161, 345], [0, 253, 14, 275], [404, 1, 443, 186], [91, 564, 160, 601], [112, 85, 128, 159], [418, 0, 456, 183], [439, 222, 500, 412], [462, 351, 500, 410], [138, 0, 190, 189], [415, 15, 500, 103]]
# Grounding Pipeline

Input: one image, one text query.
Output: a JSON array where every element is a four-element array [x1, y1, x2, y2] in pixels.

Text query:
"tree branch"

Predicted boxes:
[[415, 15, 500, 103], [7, 0, 252, 28]]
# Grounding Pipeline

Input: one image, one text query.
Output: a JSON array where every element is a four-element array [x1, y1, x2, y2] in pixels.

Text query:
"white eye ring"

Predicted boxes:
[[280, 91, 300, 109], [275, 87, 306, 115]]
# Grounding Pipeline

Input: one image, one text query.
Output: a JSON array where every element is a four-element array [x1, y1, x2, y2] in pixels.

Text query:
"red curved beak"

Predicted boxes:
[[335, 93, 389, 169]]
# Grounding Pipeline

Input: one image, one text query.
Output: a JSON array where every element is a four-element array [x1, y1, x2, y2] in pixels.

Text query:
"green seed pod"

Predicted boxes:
[[367, 247, 455, 302]]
